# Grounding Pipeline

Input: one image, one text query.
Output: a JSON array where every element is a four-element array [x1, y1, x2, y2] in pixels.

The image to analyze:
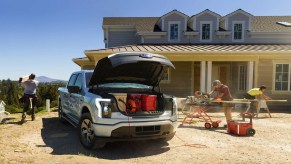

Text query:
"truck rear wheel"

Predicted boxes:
[[79, 113, 106, 149]]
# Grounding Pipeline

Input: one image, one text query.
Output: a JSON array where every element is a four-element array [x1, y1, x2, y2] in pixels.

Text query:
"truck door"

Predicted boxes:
[[69, 73, 85, 121], [62, 74, 78, 115]]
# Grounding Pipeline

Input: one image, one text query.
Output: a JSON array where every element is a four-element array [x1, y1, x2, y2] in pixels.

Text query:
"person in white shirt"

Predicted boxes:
[[19, 73, 39, 123]]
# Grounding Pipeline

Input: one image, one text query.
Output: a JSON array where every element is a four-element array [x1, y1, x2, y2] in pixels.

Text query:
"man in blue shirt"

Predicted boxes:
[[19, 73, 39, 123]]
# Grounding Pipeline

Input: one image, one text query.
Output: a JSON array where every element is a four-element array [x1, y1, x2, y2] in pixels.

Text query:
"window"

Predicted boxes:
[[200, 22, 212, 42], [232, 21, 244, 42], [168, 21, 180, 42], [74, 74, 83, 89], [275, 64, 290, 91], [68, 74, 78, 86], [161, 68, 170, 83], [238, 65, 247, 91]]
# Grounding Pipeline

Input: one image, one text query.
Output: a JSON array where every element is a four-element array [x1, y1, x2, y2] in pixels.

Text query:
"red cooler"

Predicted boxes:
[[141, 94, 157, 111]]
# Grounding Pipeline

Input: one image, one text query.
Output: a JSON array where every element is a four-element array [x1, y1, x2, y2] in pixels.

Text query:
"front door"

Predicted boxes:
[[212, 64, 230, 85]]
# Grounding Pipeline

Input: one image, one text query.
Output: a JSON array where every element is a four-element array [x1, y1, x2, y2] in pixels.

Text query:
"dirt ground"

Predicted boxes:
[[1, 109, 291, 164]]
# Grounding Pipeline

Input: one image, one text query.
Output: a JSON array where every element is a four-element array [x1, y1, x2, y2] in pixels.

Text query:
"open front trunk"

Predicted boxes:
[[100, 92, 174, 117]]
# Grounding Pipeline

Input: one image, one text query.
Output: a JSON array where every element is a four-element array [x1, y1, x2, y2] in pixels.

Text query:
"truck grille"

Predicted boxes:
[[136, 126, 161, 136]]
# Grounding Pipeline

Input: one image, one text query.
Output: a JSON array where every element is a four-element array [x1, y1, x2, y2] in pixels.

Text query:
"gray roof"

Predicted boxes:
[[103, 14, 291, 33], [103, 17, 159, 32], [252, 16, 291, 32]]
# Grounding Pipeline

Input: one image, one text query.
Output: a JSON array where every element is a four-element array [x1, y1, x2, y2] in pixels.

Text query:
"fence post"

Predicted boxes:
[[46, 99, 50, 112]]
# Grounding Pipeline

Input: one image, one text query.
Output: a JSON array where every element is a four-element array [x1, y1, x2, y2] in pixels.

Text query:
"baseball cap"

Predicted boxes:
[[212, 80, 221, 86]]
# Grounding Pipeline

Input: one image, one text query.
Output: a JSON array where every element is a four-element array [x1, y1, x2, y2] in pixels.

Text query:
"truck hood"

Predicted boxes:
[[88, 52, 175, 87]]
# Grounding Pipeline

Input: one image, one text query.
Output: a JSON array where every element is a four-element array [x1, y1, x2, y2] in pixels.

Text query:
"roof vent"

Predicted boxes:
[[276, 22, 291, 27]]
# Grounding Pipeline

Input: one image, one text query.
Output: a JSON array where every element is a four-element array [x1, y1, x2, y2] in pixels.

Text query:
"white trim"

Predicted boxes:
[[200, 61, 206, 92], [232, 21, 245, 42], [200, 21, 213, 42], [207, 61, 212, 92], [247, 61, 254, 91], [168, 21, 181, 42], [273, 63, 291, 92]]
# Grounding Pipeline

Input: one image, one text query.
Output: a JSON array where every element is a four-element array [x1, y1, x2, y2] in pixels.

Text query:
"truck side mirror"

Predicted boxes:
[[67, 85, 81, 94]]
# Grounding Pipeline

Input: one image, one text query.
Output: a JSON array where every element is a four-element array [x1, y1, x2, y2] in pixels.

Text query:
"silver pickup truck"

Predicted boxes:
[[58, 52, 178, 149]]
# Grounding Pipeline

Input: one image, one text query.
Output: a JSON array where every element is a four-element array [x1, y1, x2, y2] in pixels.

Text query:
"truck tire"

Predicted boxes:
[[79, 113, 106, 149], [58, 101, 66, 123]]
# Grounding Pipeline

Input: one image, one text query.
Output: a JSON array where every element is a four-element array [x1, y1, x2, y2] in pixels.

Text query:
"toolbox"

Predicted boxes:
[[227, 113, 256, 136]]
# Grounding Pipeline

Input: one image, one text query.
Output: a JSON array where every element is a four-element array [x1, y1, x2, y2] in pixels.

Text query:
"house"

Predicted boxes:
[[73, 9, 291, 109]]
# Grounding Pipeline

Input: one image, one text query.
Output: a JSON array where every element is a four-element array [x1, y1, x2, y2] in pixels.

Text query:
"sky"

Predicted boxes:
[[1, 0, 291, 81]]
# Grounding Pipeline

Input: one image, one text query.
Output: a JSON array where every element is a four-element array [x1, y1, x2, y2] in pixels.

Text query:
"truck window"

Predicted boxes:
[[85, 72, 93, 88], [74, 73, 83, 89], [68, 74, 78, 86]]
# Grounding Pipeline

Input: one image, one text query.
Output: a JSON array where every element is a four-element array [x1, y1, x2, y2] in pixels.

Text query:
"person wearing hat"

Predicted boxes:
[[209, 80, 233, 123], [19, 73, 39, 123]]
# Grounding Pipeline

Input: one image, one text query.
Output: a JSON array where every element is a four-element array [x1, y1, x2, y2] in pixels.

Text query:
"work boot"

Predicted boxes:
[[31, 114, 35, 121], [21, 113, 26, 124]]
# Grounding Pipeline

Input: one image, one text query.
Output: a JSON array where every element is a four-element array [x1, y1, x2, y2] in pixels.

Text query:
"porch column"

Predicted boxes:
[[247, 61, 254, 90], [200, 61, 206, 92], [206, 61, 212, 92]]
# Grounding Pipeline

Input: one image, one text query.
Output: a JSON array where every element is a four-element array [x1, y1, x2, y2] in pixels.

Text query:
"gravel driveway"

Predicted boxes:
[[0, 110, 291, 163]]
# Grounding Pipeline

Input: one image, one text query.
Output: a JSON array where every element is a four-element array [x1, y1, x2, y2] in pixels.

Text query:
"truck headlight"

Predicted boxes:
[[100, 101, 112, 118]]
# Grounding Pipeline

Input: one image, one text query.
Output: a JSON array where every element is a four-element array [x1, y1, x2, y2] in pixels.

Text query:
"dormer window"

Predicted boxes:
[[232, 21, 245, 42], [168, 21, 180, 42], [200, 21, 212, 42]]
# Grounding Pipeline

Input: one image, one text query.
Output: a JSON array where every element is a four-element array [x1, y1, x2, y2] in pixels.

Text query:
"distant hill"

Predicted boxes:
[[35, 76, 66, 83]]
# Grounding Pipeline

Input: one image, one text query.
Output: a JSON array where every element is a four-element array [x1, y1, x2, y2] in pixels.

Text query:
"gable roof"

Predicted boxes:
[[190, 9, 221, 19], [159, 9, 189, 20], [221, 9, 253, 20]]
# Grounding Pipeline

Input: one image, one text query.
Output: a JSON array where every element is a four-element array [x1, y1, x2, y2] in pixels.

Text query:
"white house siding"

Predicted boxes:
[[108, 31, 140, 47]]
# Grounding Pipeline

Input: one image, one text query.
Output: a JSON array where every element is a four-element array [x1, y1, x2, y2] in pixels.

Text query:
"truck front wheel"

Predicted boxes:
[[58, 101, 66, 123], [79, 113, 106, 149]]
